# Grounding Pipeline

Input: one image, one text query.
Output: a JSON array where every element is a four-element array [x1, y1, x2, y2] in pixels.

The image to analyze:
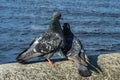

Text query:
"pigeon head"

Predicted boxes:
[[63, 23, 70, 30], [51, 12, 62, 20], [63, 23, 72, 35], [50, 12, 62, 30]]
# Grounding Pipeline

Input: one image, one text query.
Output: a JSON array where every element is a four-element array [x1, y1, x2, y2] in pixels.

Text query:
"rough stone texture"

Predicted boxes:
[[0, 53, 120, 80]]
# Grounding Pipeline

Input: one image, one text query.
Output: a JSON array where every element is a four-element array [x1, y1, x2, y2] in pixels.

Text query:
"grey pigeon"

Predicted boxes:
[[61, 23, 91, 77], [16, 12, 64, 66]]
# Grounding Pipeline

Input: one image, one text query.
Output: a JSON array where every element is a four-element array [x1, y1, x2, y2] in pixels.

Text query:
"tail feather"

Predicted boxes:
[[16, 49, 41, 63], [80, 50, 90, 64], [84, 54, 90, 64]]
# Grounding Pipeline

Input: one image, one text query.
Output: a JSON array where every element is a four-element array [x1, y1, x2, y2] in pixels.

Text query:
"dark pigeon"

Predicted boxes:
[[61, 23, 91, 77], [16, 12, 64, 66]]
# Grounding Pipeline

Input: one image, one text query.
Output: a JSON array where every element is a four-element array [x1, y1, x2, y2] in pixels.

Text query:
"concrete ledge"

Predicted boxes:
[[0, 53, 120, 80]]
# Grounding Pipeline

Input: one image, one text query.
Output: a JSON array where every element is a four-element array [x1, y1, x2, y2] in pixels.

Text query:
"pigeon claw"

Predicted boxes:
[[47, 59, 56, 67]]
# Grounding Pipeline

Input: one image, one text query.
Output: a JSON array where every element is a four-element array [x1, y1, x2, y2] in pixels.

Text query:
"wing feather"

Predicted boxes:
[[34, 32, 62, 54]]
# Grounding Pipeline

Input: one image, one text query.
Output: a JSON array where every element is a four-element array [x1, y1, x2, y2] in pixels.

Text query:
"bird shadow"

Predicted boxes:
[[17, 54, 102, 74], [87, 54, 103, 73], [13, 53, 102, 75], [17, 58, 68, 64]]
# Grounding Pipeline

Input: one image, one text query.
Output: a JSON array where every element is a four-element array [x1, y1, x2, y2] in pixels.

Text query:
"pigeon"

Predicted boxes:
[[61, 23, 91, 77], [16, 12, 64, 66]]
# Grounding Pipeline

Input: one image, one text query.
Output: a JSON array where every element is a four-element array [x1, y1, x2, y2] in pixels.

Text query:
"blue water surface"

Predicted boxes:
[[0, 0, 120, 64]]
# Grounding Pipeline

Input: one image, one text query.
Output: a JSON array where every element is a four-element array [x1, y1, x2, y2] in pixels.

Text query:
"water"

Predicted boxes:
[[0, 0, 120, 64]]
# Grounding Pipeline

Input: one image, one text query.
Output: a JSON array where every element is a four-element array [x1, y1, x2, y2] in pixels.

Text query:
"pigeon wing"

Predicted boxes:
[[35, 31, 62, 55]]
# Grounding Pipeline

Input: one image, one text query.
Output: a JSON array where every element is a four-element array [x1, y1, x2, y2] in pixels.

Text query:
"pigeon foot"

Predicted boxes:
[[47, 59, 56, 67]]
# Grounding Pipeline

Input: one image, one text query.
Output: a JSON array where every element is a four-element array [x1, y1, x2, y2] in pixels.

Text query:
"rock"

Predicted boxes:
[[0, 53, 120, 80]]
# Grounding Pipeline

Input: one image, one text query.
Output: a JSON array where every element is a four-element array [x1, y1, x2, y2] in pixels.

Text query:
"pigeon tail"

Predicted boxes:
[[84, 54, 90, 64], [80, 50, 90, 64], [16, 49, 41, 63]]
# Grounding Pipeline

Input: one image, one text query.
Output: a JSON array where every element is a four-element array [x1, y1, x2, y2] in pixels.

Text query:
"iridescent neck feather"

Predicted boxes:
[[50, 18, 54, 29]]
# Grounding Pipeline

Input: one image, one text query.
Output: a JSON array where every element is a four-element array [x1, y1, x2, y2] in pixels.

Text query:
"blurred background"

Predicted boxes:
[[0, 0, 120, 64]]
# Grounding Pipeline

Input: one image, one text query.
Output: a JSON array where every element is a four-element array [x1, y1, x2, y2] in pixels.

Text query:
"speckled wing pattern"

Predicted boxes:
[[67, 36, 84, 57], [67, 37, 81, 55], [16, 31, 63, 61], [34, 31, 62, 55]]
